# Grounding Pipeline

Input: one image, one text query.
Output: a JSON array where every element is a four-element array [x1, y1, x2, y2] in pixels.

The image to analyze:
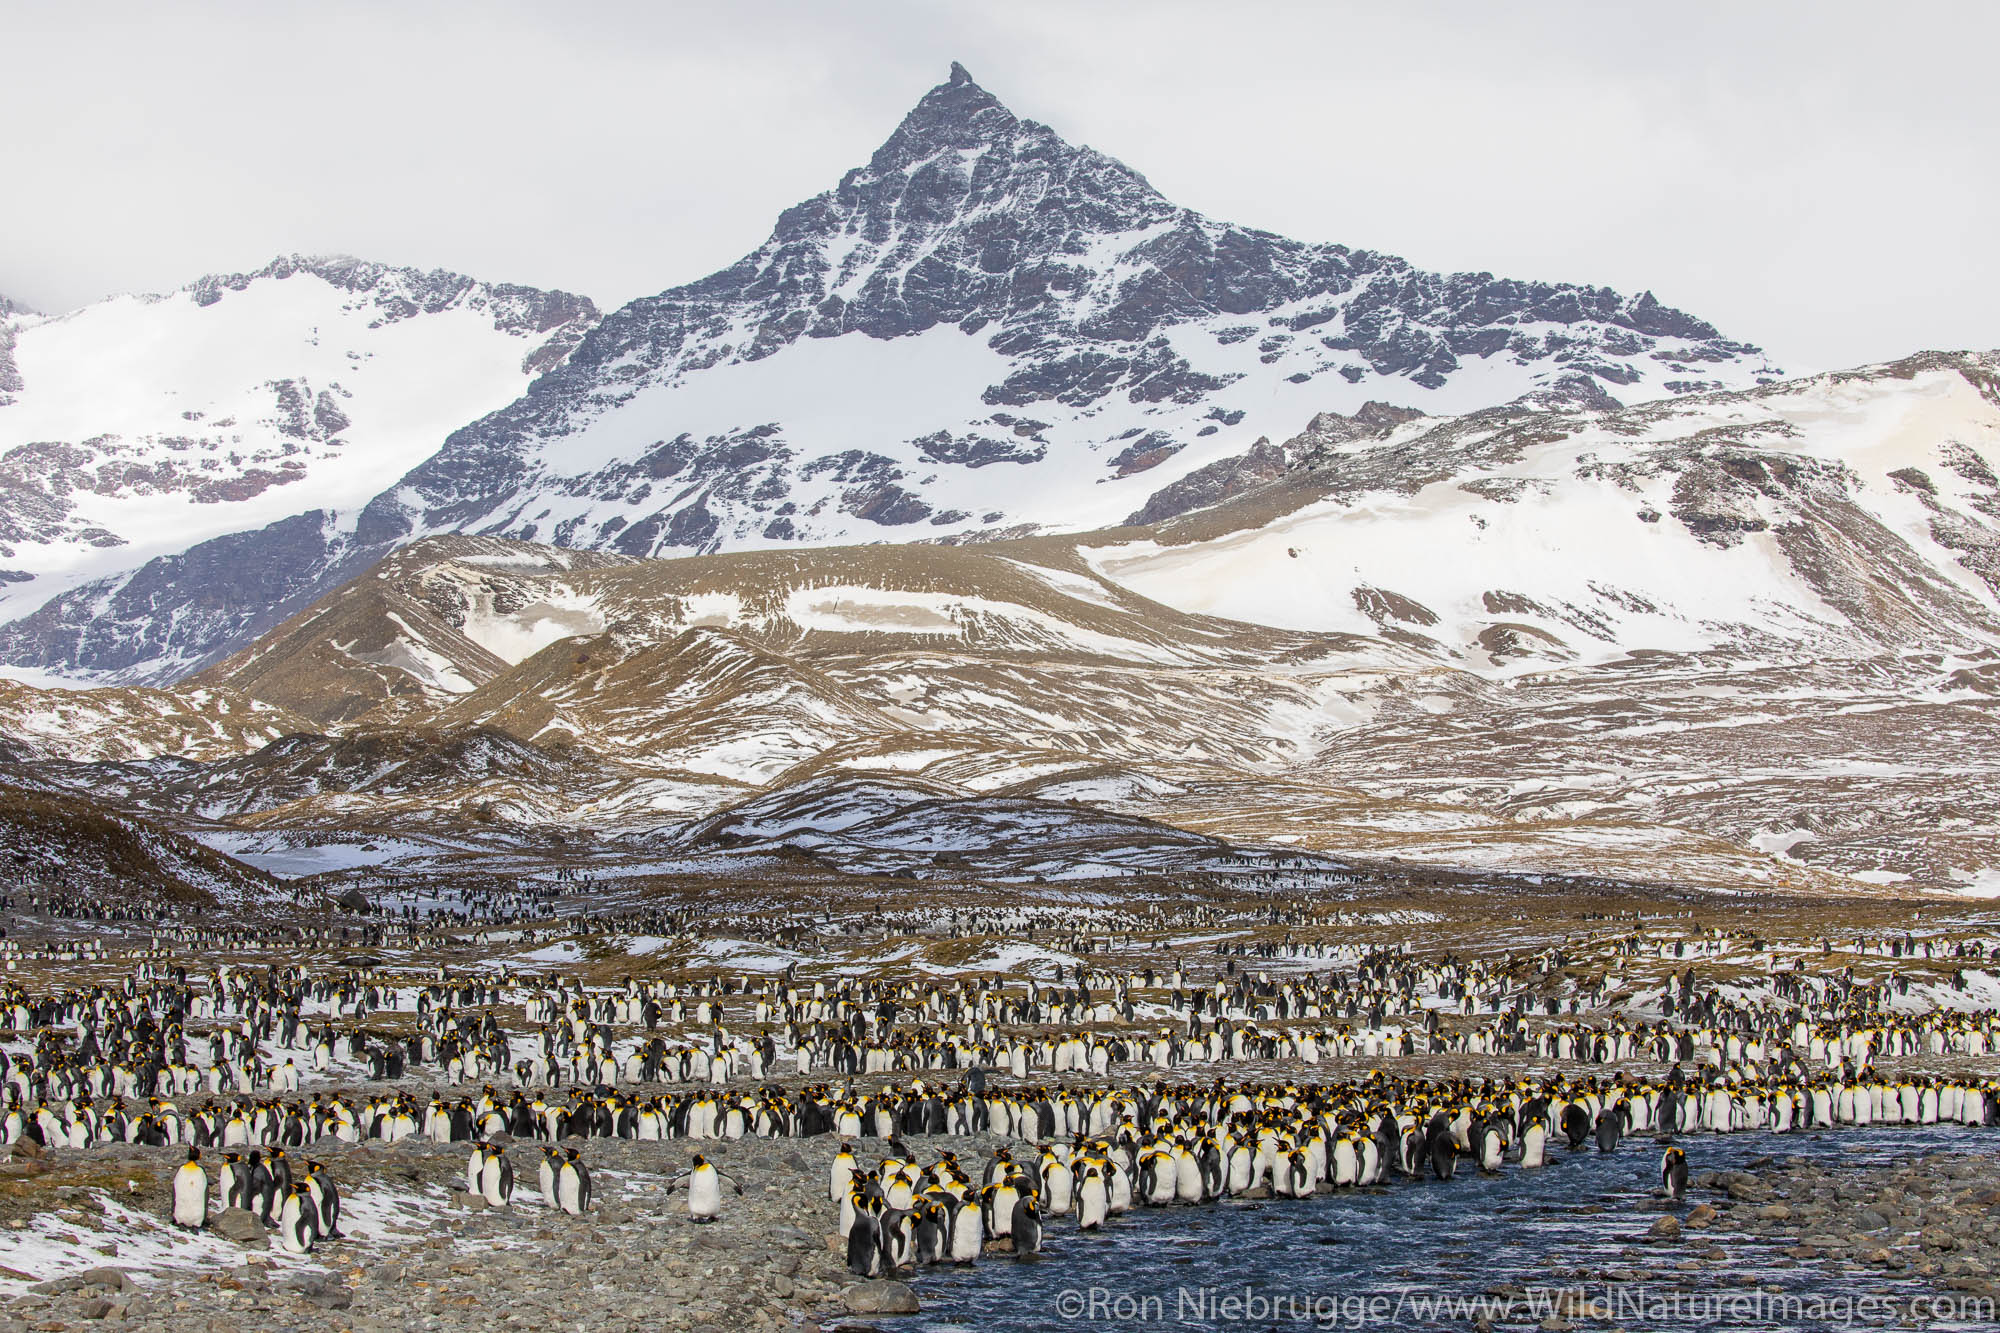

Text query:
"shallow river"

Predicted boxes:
[[910, 1125, 1992, 1331]]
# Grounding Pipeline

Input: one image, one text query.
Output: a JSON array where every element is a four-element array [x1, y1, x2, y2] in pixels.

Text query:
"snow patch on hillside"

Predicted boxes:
[[0, 262, 595, 624], [460, 588, 606, 664], [1083, 361, 2000, 668]]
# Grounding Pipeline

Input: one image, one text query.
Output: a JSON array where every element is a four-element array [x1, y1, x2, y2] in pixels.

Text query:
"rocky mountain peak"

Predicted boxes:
[[184, 253, 599, 347], [0, 66, 1788, 685], [863, 63, 1020, 172]]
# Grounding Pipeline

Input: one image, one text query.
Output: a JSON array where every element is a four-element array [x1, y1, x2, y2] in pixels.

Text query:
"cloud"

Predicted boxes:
[[0, 0, 1993, 371]]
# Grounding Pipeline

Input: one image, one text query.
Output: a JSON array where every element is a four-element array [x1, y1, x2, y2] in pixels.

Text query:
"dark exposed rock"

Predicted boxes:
[[1353, 586, 1439, 627], [913, 430, 1044, 467], [0, 508, 380, 678], [1128, 400, 1425, 524], [842, 483, 933, 526], [1127, 435, 1291, 524], [1106, 433, 1183, 477]]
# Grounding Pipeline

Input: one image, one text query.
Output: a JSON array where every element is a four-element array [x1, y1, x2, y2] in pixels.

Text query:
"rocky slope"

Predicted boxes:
[[0, 777, 295, 907], [0, 677, 311, 763], [0, 64, 1777, 685], [107, 352, 1986, 894], [0, 256, 599, 679]]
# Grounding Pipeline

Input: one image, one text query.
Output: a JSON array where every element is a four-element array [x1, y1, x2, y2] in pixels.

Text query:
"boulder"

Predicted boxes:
[[209, 1209, 268, 1246], [843, 1280, 920, 1315], [281, 1274, 353, 1310]]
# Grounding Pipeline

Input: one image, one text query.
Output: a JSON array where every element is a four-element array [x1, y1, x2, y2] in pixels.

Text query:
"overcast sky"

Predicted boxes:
[[3, 0, 1994, 371]]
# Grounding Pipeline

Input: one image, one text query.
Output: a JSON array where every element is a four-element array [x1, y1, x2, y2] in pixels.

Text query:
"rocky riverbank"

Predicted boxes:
[[8, 1132, 2000, 1332], [1677, 1148, 2000, 1296], [0, 1128, 999, 1333], [3, 1129, 1997, 1331]]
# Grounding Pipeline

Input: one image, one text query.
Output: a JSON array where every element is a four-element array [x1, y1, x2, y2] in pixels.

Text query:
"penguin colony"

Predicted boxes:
[[0, 900, 1996, 1300], [823, 1061, 2000, 1278], [165, 1144, 342, 1253]]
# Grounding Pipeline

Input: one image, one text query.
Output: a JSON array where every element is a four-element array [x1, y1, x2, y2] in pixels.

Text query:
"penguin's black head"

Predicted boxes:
[[691, 1153, 706, 1167], [187, 1148, 199, 1162]]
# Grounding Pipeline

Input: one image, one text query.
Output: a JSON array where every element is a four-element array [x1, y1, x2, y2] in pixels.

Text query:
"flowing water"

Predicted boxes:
[[908, 1126, 1993, 1331]]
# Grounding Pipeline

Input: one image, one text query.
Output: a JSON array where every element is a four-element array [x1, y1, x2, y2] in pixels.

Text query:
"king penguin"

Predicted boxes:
[[1560, 1103, 1590, 1149], [830, 1142, 857, 1204], [539, 1146, 561, 1209], [846, 1194, 883, 1276], [278, 1187, 316, 1254], [1519, 1120, 1547, 1168], [304, 1160, 342, 1239], [1661, 1146, 1688, 1201], [557, 1149, 592, 1215], [912, 1200, 946, 1265], [217, 1152, 244, 1211], [171, 1148, 207, 1231], [1011, 1193, 1043, 1255], [466, 1141, 489, 1196], [1077, 1165, 1109, 1232], [1476, 1120, 1505, 1173], [673, 1153, 742, 1223], [247, 1150, 276, 1227], [948, 1195, 984, 1262], [480, 1144, 514, 1207]]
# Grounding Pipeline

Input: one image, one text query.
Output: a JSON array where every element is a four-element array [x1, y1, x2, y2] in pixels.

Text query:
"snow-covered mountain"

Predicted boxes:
[[0, 255, 598, 676], [1, 352, 1952, 892], [1093, 349, 2000, 666], [368, 63, 1776, 557], [0, 63, 1777, 685]]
